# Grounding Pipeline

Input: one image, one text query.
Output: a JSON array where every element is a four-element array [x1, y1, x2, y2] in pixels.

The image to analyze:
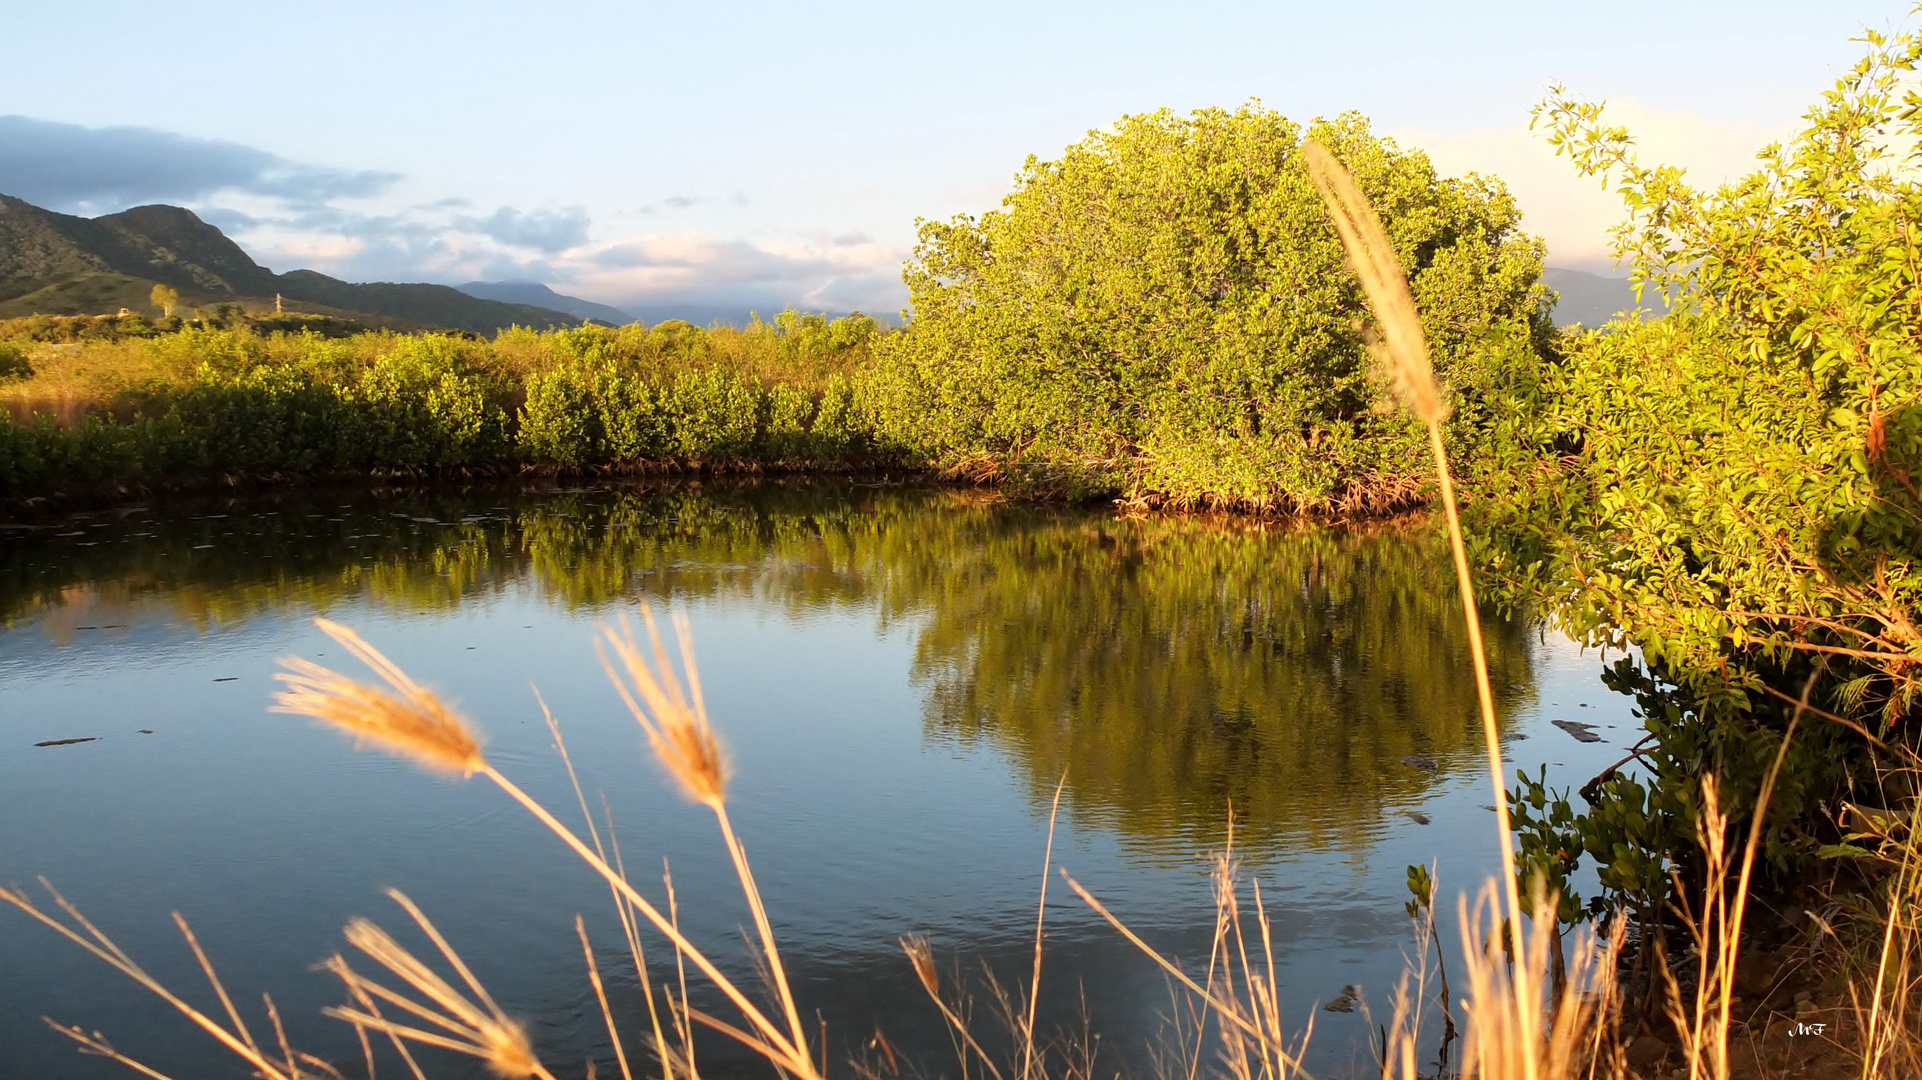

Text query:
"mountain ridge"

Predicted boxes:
[[1541, 267, 1659, 328], [0, 193, 588, 334], [456, 280, 633, 325]]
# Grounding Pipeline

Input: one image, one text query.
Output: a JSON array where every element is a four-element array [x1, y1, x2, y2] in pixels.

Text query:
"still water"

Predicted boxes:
[[0, 480, 1633, 1079]]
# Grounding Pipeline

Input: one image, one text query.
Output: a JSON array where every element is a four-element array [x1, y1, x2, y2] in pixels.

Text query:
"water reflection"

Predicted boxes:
[[1, 480, 1530, 859], [899, 513, 1536, 856]]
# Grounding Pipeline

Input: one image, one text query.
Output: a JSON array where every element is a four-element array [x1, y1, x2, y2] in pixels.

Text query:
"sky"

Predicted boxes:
[[0, 1, 1910, 318]]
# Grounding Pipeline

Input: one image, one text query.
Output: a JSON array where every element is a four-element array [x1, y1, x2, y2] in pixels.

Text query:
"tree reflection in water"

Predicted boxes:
[[2, 479, 1533, 858]]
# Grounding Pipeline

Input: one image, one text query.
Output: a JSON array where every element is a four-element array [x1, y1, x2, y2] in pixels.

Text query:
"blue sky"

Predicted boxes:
[[1, 0, 1907, 316]]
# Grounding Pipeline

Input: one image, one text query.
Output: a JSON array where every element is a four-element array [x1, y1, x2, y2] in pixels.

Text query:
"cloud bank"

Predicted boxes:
[[467, 206, 592, 253], [0, 115, 398, 213], [1399, 99, 1794, 271]]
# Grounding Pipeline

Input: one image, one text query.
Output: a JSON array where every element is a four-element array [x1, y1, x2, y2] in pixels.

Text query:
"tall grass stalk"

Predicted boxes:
[[596, 610, 813, 1064], [1022, 777, 1067, 1080], [1852, 748, 1922, 1080], [0, 879, 314, 1080], [275, 616, 824, 1080], [1302, 140, 1533, 1069]]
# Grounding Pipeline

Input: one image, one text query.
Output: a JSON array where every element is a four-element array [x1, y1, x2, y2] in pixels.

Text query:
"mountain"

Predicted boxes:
[[1542, 267, 1667, 328], [621, 303, 902, 328], [457, 281, 633, 325], [0, 193, 583, 334]]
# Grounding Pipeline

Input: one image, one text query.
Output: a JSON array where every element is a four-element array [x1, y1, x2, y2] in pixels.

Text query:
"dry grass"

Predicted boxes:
[[324, 891, 552, 1080], [10, 144, 1922, 1080], [1841, 749, 1922, 1080], [1305, 139, 1534, 1072], [270, 611, 828, 1080], [1067, 845, 1316, 1080], [0, 878, 331, 1080], [0, 339, 194, 414], [0, 340, 184, 425], [274, 618, 486, 776]]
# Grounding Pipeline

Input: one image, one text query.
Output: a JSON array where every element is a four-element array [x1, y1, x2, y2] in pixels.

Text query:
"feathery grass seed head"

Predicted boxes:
[[901, 935, 939, 997], [324, 892, 545, 1079], [1301, 140, 1447, 427], [272, 618, 485, 776], [599, 609, 728, 807]]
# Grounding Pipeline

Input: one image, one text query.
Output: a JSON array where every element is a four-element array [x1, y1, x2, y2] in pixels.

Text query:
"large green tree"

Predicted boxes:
[[868, 105, 1553, 513]]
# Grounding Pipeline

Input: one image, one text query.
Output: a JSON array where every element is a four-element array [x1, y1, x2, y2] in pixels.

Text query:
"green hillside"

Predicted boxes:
[[0, 273, 160, 319], [0, 193, 586, 334]]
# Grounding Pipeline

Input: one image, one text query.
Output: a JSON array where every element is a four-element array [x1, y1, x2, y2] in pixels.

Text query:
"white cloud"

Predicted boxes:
[[466, 206, 591, 253], [572, 232, 903, 311], [221, 206, 906, 314], [1397, 99, 1796, 271]]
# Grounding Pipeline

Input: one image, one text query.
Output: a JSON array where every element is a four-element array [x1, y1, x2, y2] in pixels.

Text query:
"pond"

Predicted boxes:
[[0, 479, 1635, 1079]]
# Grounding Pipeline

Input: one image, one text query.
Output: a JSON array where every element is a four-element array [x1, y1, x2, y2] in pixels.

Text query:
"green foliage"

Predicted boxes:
[[519, 366, 602, 464], [1478, 22, 1922, 904], [666, 368, 762, 459], [513, 357, 876, 467], [1404, 863, 1436, 920], [1500, 26, 1922, 724], [1507, 767, 1588, 927], [349, 336, 512, 466], [0, 341, 30, 382], [869, 104, 1552, 512], [0, 311, 887, 494]]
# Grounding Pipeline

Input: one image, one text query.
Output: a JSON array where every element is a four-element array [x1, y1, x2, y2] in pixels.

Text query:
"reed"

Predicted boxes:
[[1303, 138, 1533, 1071], [1847, 746, 1922, 1080], [0, 878, 319, 1080], [324, 891, 553, 1080], [597, 609, 812, 1065], [269, 616, 825, 1080]]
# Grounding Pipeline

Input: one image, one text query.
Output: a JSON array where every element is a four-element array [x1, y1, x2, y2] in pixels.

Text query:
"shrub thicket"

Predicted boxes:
[[867, 105, 1553, 511], [0, 341, 30, 382], [0, 311, 886, 493], [1480, 27, 1922, 923]]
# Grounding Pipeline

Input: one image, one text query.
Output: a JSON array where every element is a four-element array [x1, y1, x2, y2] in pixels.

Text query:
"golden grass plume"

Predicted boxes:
[[1299, 140, 1447, 427], [323, 890, 552, 1080], [598, 608, 728, 808], [902, 934, 940, 998], [272, 617, 485, 776]]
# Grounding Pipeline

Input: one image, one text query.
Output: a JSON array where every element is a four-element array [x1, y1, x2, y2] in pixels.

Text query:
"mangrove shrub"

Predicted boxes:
[[869, 105, 1553, 512], [1481, 25, 1922, 916], [0, 312, 886, 493]]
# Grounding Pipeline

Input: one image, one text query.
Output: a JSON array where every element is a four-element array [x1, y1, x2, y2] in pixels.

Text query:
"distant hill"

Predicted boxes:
[[621, 303, 903, 329], [1542, 267, 1668, 328], [0, 193, 584, 334], [458, 281, 633, 325]]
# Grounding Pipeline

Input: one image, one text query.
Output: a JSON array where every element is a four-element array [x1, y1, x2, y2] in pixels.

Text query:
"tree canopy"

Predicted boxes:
[[868, 105, 1553, 513]]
